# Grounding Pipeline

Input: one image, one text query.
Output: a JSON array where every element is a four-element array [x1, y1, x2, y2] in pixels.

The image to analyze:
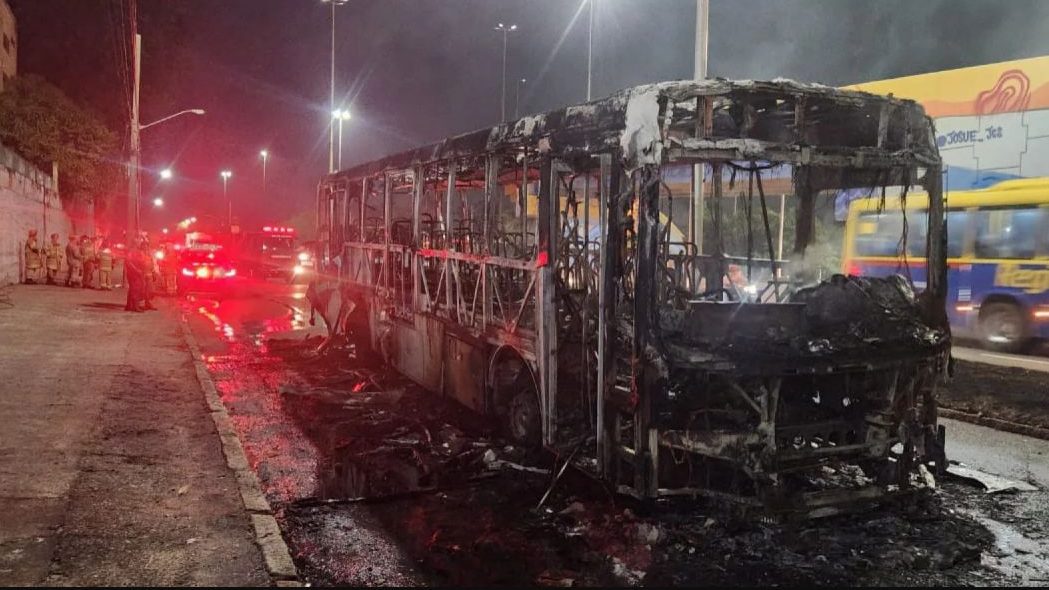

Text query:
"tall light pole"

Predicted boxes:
[[221, 170, 232, 227], [322, 0, 349, 174], [333, 109, 351, 170], [691, 0, 709, 254], [515, 78, 527, 118], [587, 0, 595, 101], [494, 23, 517, 122], [260, 150, 269, 195]]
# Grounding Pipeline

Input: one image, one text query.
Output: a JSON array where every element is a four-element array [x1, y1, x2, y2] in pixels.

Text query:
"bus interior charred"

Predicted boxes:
[[313, 79, 950, 519]]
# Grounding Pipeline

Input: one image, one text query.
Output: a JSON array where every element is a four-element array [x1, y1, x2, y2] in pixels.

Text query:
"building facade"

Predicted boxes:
[[0, 0, 15, 90]]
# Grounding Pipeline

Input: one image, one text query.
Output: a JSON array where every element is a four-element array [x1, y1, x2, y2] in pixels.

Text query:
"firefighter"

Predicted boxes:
[[140, 239, 157, 310], [124, 240, 145, 312], [80, 235, 98, 289], [44, 233, 63, 285], [160, 243, 178, 295], [23, 229, 42, 284], [98, 240, 114, 290], [65, 235, 83, 287]]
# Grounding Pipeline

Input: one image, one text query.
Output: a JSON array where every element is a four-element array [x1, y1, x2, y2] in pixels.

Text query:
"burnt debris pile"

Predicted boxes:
[[788, 273, 948, 357]]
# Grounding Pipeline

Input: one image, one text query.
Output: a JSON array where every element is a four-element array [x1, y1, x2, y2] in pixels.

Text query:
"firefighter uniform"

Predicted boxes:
[[80, 236, 98, 289], [160, 245, 178, 295], [98, 246, 114, 290], [65, 236, 83, 287], [44, 233, 63, 285], [23, 230, 42, 284]]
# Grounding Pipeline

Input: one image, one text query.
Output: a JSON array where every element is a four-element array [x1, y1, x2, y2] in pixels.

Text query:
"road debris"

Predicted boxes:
[[947, 464, 1038, 494]]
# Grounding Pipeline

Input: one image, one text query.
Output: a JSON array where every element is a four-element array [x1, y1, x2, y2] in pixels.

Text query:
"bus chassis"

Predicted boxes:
[[315, 79, 949, 519]]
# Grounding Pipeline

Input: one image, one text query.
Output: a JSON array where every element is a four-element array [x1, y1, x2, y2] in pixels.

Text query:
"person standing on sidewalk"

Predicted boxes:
[[80, 235, 98, 289], [44, 233, 63, 285], [23, 229, 42, 284], [65, 235, 83, 287], [124, 242, 145, 312], [98, 241, 114, 290], [140, 240, 157, 310]]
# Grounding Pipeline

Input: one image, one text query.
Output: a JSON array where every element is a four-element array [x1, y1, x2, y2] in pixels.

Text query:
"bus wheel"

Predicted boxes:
[[979, 302, 1027, 353], [506, 375, 541, 448]]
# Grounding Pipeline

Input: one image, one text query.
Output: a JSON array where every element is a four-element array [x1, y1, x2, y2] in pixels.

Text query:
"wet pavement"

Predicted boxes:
[[184, 277, 1049, 587]]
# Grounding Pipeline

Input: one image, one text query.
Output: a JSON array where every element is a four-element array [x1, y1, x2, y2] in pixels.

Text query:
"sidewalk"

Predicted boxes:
[[0, 285, 269, 586]]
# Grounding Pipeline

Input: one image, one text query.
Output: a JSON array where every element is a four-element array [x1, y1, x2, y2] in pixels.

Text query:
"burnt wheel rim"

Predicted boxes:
[[509, 391, 538, 442]]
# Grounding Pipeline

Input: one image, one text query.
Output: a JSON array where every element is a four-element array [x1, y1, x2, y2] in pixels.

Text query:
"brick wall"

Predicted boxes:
[[0, 144, 91, 285]]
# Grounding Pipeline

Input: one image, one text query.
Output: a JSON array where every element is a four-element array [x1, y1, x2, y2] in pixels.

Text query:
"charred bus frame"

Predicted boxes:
[[316, 79, 949, 518]]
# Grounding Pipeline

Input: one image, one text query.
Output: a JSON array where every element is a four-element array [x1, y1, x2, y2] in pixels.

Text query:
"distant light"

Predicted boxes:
[[160, 168, 173, 180], [153, 197, 164, 207], [260, 150, 268, 158], [162, 228, 169, 234], [154, 250, 165, 260]]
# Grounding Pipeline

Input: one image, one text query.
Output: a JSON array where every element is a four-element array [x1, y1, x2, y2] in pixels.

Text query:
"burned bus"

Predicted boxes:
[[315, 79, 949, 518]]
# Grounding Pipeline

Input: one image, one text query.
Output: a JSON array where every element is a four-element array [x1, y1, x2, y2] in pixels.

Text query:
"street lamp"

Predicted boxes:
[[332, 109, 351, 170], [128, 103, 205, 240], [515, 78, 527, 118], [322, 0, 350, 174], [494, 23, 518, 122], [159, 168, 173, 180], [259, 150, 269, 195], [220, 170, 233, 227], [153, 197, 164, 208]]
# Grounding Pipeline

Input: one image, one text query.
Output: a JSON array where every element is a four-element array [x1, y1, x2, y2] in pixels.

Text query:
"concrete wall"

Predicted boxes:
[[0, 144, 91, 285], [0, 0, 15, 89]]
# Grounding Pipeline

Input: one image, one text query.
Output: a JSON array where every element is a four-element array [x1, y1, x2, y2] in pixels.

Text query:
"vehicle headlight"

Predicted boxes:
[[293, 265, 304, 275], [297, 252, 309, 263]]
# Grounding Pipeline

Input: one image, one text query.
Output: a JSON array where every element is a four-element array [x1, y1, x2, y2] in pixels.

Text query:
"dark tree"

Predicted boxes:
[[0, 74, 121, 208]]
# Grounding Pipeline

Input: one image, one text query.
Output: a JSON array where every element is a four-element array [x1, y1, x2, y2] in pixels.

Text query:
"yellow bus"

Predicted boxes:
[[844, 178, 1049, 352]]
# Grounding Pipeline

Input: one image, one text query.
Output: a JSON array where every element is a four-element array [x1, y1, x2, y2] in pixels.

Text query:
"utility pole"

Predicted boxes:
[[495, 23, 517, 122], [128, 32, 142, 242], [323, 0, 349, 174], [260, 150, 269, 195], [515, 78, 526, 118], [691, 0, 709, 254], [587, 0, 594, 101], [329, 1, 336, 173], [221, 170, 232, 227], [125, 0, 141, 242]]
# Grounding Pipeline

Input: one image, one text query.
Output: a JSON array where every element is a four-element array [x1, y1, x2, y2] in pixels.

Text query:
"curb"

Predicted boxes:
[[180, 318, 301, 585], [940, 406, 1049, 442]]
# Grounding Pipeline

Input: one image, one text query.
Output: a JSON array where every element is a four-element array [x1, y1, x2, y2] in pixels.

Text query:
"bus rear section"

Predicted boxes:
[[844, 179, 1049, 352], [316, 79, 950, 519]]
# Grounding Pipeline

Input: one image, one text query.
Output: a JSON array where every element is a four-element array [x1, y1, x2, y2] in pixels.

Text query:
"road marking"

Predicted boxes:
[[983, 352, 1049, 366]]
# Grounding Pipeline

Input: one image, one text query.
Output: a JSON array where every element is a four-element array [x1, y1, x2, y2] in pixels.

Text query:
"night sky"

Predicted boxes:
[[11, 0, 1049, 232]]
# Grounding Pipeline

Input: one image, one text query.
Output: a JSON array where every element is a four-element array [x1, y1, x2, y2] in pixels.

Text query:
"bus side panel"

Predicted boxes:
[[443, 335, 487, 414], [970, 261, 1049, 339], [379, 315, 445, 393]]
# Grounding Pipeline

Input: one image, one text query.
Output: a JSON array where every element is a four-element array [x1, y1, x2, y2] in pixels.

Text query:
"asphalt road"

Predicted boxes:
[[184, 277, 1049, 586], [953, 345, 1049, 373]]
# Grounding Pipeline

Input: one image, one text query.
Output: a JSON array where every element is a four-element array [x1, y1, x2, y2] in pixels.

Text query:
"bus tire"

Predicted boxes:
[[978, 301, 1028, 353], [505, 372, 541, 448]]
